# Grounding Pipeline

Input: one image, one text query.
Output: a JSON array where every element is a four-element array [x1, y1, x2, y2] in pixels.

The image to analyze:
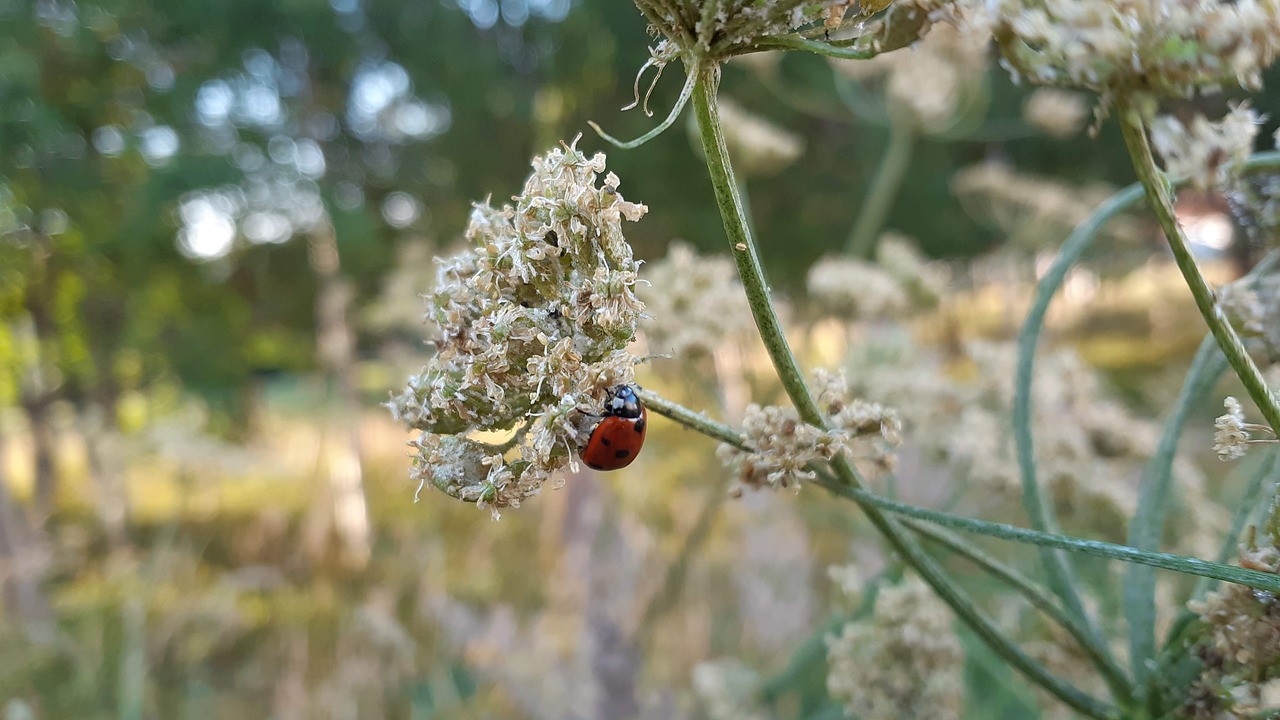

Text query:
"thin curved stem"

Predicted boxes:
[[1116, 103, 1280, 437], [816, 480, 1280, 595], [691, 65, 825, 425], [906, 519, 1133, 704], [734, 35, 878, 60], [1158, 449, 1280, 657], [1014, 187, 1143, 680], [1125, 334, 1226, 698], [643, 386, 1280, 597], [690, 69, 1120, 720], [588, 60, 699, 149], [847, 119, 915, 257]]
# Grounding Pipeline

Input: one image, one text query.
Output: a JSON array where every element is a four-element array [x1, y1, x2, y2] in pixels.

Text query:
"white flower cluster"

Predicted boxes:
[[1022, 88, 1089, 138], [638, 241, 753, 357], [1213, 396, 1277, 461], [952, 162, 1139, 249], [690, 659, 770, 720], [825, 573, 965, 720], [1186, 541, 1280, 718], [807, 234, 946, 319], [388, 141, 647, 516], [989, 0, 1280, 97], [834, 20, 991, 133], [1150, 104, 1261, 191], [716, 369, 902, 495]]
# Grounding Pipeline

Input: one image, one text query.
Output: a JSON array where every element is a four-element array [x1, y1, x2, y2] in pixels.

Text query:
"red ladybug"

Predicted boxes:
[[580, 384, 647, 471]]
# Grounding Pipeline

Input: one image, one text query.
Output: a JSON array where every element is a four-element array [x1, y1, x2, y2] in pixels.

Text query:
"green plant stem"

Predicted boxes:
[[589, 61, 699, 150], [690, 66, 825, 426], [1158, 449, 1280, 656], [846, 119, 914, 257], [690, 68, 1120, 720], [906, 519, 1133, 704], [1015, 156, 1280, 706], [1126, 334, 1226, 699], [1116, 103, 1280, 437], [643, 388, 1280, 596], [735, 35, 878, 59], [1013, 181, 1143, 693], [815, 480, 1280, 594]]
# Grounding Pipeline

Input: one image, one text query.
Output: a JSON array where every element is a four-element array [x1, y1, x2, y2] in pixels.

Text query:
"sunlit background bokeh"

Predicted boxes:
[[3, 1, 1280, 718]]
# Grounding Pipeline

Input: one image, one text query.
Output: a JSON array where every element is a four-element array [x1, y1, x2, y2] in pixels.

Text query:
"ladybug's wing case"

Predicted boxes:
[[580, 407, 647, 471]]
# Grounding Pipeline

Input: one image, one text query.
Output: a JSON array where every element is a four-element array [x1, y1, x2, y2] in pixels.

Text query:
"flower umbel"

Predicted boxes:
[[991, 0, 1280, 97], [717, 369, 903, 494], [1150, 104, 1261, 191], [1186, 535, 1280, 718], [1213, 396, 1278, 462], [389, 140, 647, 516], [825, 571, 965, 720]]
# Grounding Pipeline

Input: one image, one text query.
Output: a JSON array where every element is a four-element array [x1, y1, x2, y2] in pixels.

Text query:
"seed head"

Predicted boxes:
[[390, 140, 647, 516]]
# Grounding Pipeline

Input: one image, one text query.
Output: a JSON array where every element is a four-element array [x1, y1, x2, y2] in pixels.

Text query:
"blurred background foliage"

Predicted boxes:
[[2, 0, 1280, 718]]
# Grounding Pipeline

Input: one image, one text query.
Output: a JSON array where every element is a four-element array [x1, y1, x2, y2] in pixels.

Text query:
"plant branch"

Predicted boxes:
[[589, 60, 700, 149], [1014, 181, 1144, 682], [816, 480, 1280, 594], [683, 75, 1122, 717], [846, 119, 915, 257], [906, 519, 1133, 705], [1116, 103, 1280, 437], [1126, 333, 1226, 699]]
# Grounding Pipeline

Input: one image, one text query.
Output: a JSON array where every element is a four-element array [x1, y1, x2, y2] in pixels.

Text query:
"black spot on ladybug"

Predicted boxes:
[[614, 449, 631, 459], [633, 419, 645, 433], [601, 437, 612, 446]]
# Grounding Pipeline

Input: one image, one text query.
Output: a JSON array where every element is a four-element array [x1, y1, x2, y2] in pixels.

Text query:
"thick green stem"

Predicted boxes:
[[690, 67, 1119, 720], [847, 119, 915, 257], [691, 65, 825, 425], [1116, 103, 1280, 437]]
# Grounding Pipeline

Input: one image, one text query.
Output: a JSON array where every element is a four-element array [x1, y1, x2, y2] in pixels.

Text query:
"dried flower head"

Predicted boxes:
[[1023, 88, 1089, 138], [638, 241, 752, 357], [1187, 539, 1280, 717], [717, 403, 841, 493], [1150, 104, 1261, 191], [832, 19, 990, 133], [953, 162, 1140, 248], [825, 573, 965, 720], [389, 140, 647, 516], [691, 659, 769, 720], [876, 232, 948, 308], [636, 0, 839, 60], [709, 97, 805, 177], [1213, 396, 1278, 461], [990, 0, 1280, 97], [634, 0, 968, 63], [807, 255, 910, 319], [717, 369, 902, 494]]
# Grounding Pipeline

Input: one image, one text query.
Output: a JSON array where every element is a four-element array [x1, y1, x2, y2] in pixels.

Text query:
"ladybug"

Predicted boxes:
[[580, 384, 647, 471]]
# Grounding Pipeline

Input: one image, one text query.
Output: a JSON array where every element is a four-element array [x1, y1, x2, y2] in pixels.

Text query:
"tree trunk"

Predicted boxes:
[[22, 394, 58, 518], [0, 417, 55, 642], [306, 221, 371, 569], [82, 403, 128, 549]]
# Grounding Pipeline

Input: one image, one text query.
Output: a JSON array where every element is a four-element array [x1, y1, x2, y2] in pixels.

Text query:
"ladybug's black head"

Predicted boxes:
[[604, 384, 643, 419]]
